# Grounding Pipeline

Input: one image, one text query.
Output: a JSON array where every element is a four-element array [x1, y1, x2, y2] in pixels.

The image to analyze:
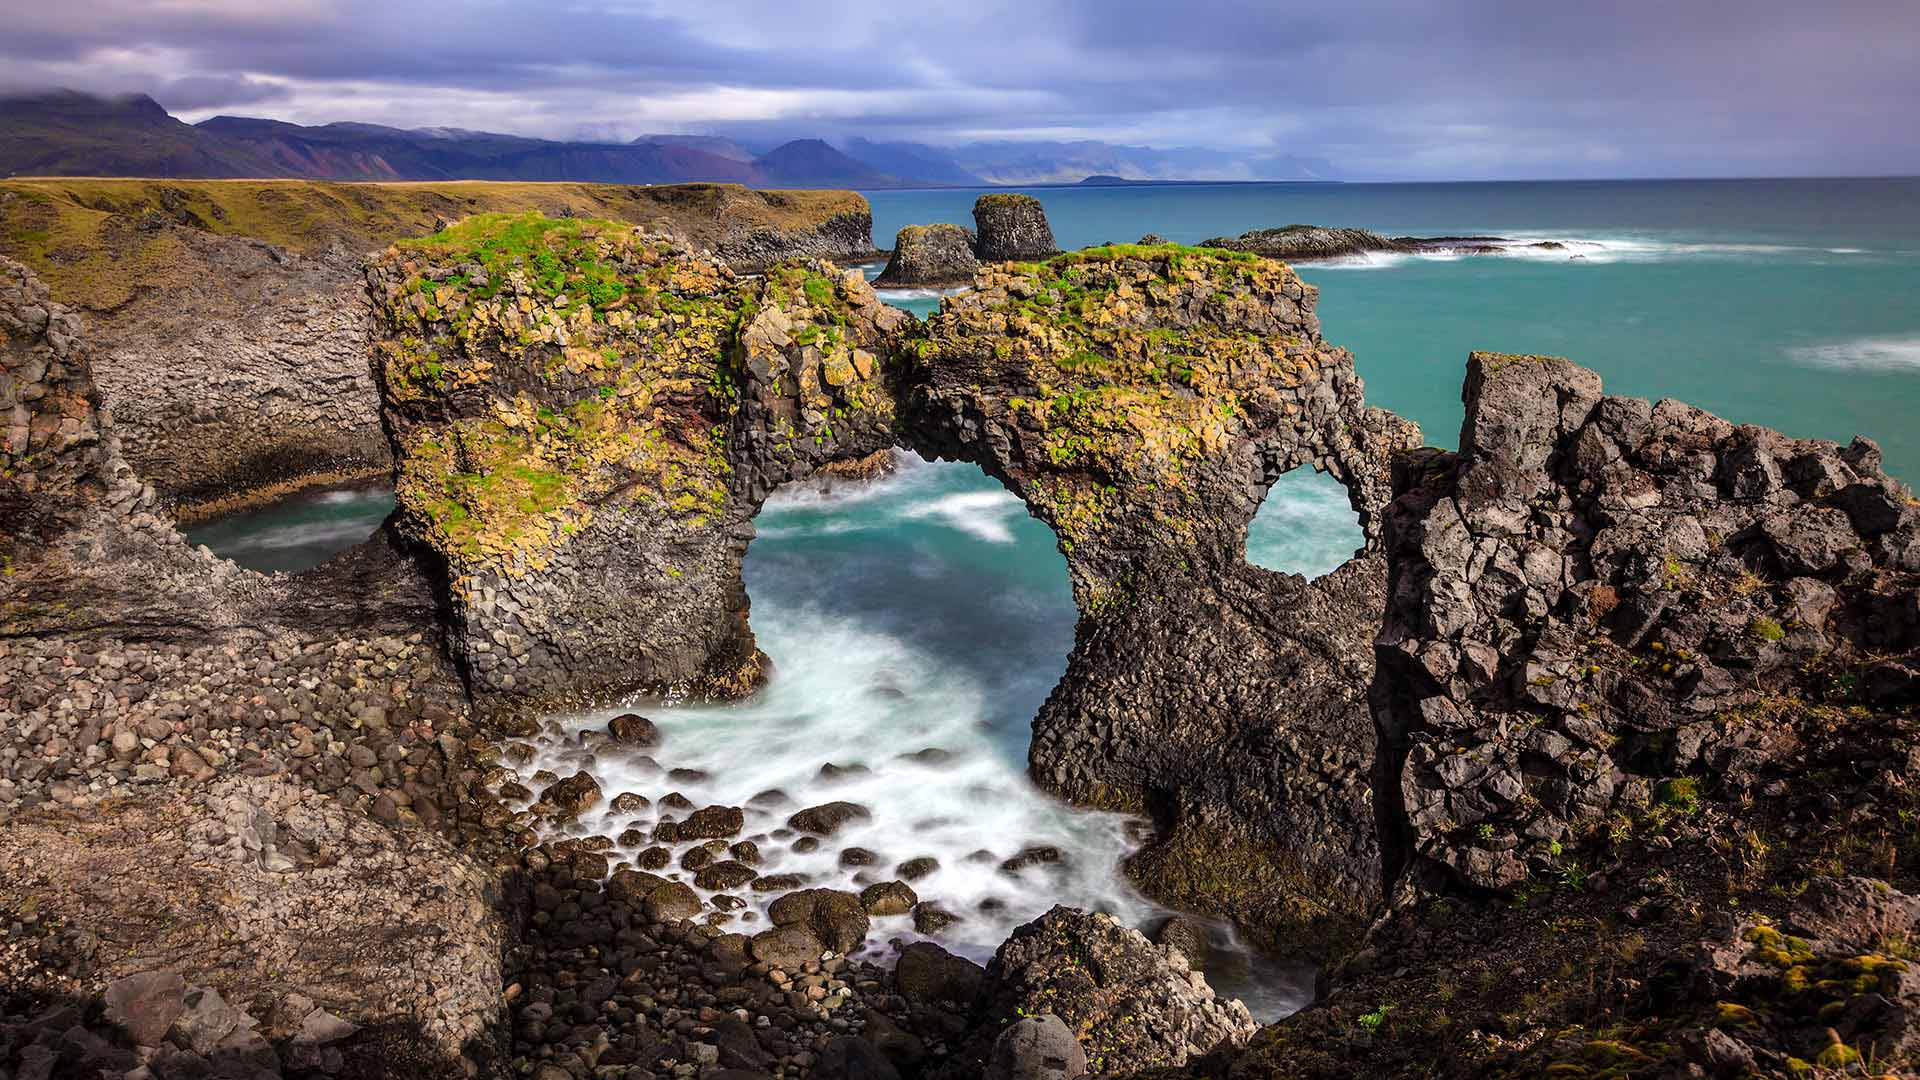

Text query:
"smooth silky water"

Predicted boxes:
[[519, 454, 1346, 1020], [183, 484, 396, 574]]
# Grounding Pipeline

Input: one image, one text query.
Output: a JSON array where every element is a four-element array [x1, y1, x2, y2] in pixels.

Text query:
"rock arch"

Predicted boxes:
[[366, 222, 1421, 951]]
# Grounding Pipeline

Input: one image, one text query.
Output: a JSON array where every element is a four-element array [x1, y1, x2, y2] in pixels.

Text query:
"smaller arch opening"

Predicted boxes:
[[1246, 467, 1366, 578]]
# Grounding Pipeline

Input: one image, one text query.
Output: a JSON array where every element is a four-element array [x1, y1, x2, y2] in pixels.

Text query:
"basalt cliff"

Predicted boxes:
[[3, 192, 1917, 1080]]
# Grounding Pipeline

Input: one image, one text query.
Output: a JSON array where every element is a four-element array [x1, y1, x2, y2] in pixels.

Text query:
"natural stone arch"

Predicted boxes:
[[364, 221, 1425, 954], [891, 244, 1421, 953]]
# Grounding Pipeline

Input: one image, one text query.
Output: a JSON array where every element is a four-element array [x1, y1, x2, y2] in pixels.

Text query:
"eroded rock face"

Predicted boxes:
[[972, 194, 1058, 262], [1375, 351, 1920, 894], [79, 232, 392, 515], [873, 223, 980, 288], [368, 218, 904, 709], [900, 245, 1418, 947]]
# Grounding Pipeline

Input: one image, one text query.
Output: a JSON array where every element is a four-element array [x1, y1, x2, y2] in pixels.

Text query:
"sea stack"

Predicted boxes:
[[873, 223, 979, 287], [972, 193, 1058, 262]]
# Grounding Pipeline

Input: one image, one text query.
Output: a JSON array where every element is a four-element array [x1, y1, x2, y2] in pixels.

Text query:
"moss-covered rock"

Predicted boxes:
[[368, 213, 901, 709]]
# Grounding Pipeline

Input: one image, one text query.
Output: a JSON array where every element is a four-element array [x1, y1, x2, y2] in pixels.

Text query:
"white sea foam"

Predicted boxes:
[[898, 490, 1027, 543], [1312, 233, 1876, 270], [506, 458, 1320, 1019], [1787, 335, 1920, 373]]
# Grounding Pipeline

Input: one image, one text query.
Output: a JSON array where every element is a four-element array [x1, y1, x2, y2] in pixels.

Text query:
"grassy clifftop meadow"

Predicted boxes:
[[0, 177, 872, 310]]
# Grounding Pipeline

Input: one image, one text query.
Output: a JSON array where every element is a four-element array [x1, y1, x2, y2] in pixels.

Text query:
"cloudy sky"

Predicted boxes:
[[5, 0, 1918, 179]]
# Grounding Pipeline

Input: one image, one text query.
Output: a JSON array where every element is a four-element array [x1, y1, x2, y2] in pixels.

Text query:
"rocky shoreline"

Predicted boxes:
[[5, 182, 1918, 1080]]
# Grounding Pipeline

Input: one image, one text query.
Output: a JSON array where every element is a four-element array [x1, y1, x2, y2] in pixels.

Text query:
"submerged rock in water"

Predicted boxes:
[[874, 223, 979, 288], [972, 194, 1058, 262]]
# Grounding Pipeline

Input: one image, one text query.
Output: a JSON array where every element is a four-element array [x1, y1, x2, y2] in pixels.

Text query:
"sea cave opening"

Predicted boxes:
[[1245, 466, 1367, 579], [179, 479, 397, 574]]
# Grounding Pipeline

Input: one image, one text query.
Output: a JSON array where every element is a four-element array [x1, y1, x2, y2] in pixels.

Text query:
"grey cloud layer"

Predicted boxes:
[[5, 0, 1917, 178]]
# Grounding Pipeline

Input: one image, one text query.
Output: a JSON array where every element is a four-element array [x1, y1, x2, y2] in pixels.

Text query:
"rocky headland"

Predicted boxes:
[[4, 188, 1917, 1080]]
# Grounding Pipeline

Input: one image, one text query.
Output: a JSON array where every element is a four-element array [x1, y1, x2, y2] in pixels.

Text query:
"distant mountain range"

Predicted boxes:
[[0, 90, 1338, 188]]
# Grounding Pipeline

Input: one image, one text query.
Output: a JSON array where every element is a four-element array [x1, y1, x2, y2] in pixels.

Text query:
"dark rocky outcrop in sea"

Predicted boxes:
[[1200, 224, 1536, 262], [872, 223, 979, 287], [900, 245, 1419, 952], [972, 193, 1058, 262]]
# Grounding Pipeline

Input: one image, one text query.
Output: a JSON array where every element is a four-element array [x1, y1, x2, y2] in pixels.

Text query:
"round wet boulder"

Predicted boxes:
[[768, 887, 871, 953], [750, 923, 826, 970], [607, 713, 660, 747], [874, 224, 979, 288], [988, 1014, 1087, 1080], [643, 882, 703, 923], [861, 880, 918, 916], [695, 861, 760, 891], [680, 804, 746, 840], [973, 194, 1057, 262], [788, 801, 871, 836], [607, 868, 668, 904], [534, 771, 601, 821]]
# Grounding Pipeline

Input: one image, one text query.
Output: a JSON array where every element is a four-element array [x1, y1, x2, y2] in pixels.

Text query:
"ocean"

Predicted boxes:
[[201, 179, 1919, 1016]]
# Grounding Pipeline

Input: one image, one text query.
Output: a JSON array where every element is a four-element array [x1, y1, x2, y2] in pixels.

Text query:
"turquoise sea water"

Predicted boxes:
[[198, 180, 1915, 1013], [870, 178, 1920, 480]]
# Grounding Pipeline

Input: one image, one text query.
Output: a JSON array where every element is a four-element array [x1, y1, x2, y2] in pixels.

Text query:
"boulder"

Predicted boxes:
[[988, 1014, 1087, 1080], [680, 804, 746, 840], [749, 924, 825, 970], [606, 713, 660, 746], [768, 888, 871, 953], [787, 801, 872, 836], [102, 971, 188, 1047], [952, 907, 1255, 1076], [643, 882, 703, 923], [874, 224, 979, 288], [534, 771, 601, 821], [860, 880, 918, 916]]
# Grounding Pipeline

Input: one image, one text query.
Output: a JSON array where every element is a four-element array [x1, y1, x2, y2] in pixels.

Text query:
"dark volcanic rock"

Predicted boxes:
[[787, 801, 872, 836], [972, 194, 1058, 262], [1375, 351, 1920, 893], [533, 771, 601, 821], [1235, 351, 1920, 1079], [873, 223, 978, 288], [1200, 224, 1513, 263], [605, 712, 660, 746], [988, 1014, 1087, 1080], [945, 907, 1255, 1077], [768, 887, 871, 953], [899, 246, 1421, 950]]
